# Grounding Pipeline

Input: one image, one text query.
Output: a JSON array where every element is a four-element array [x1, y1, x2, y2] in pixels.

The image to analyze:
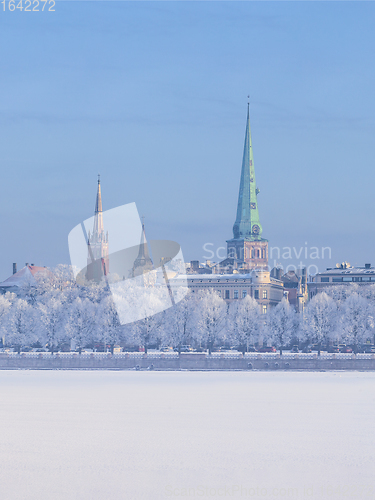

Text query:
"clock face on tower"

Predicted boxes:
[[252, 224, 260, 235]]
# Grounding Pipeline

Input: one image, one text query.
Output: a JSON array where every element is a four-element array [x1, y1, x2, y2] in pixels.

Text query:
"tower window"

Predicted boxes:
[[254, 290, 259, 299], [242, 290, 247, 298], [225, 290, 230, 299], [262, 290, 267, 299], [262, 305, 267, 314], [234, 290, 239, 299]]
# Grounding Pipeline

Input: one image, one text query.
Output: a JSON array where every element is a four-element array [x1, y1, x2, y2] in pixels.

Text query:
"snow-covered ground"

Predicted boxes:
[[0, 371, 374, 500]]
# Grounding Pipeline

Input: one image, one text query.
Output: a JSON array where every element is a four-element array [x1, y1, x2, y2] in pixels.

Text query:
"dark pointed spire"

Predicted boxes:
[[132, 218, 154, 277]]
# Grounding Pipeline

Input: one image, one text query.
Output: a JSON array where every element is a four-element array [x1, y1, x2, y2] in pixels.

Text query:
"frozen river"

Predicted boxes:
[[0, 371, 374, 500]]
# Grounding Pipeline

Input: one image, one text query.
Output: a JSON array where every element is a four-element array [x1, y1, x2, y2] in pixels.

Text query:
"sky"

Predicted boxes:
[[0, 1, 375, 281]]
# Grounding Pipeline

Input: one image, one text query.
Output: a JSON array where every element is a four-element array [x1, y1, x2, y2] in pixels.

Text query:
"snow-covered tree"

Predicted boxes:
[[266, 298, 296, 355], [162, 292, 195, 352], [3, 298, 36, 352], [302, 292, 337, 354], [193, 290, 227, 354], [67, 297, 96, 353], [132, 311, 164, 354], [323, 284, 360, 306], [37, 292, 68, 352], [228, 295, 261, 354], [95, 294, 121, 352], [0, 293, 12, 345], [340, 293, 374, 352]]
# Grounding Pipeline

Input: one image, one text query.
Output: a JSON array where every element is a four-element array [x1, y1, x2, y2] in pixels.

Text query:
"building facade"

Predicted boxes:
[[168, 270, 284, 313], [308, 263, 375, 299]]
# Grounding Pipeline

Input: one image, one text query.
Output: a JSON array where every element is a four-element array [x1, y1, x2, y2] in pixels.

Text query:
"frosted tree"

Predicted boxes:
[[3, 298, 37, 352], [132, 310, 164, 354], [340, 293, 374, 352], [67, 297, 96, 353], [124, 284, 169, 353], [193, 290, 227, 354], [95, 294, 121, 352], [302, 292, 337, 355], [162, 291, 195, 353], [323, 284, 360, 306], [37, 292, 68, 352], [228, 295, 261, 354], [266, 297, 295, 355], [0, 293, 12, 345]]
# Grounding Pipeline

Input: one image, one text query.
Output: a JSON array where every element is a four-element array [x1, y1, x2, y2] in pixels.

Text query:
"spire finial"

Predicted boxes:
[[141, 215, 145, 227], [95, 175, 103, 214]]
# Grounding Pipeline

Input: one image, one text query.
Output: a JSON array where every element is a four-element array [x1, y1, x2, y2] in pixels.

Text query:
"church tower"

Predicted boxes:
[[132, 218, 154, 278], [226, 104, 268, 269], [86, 176, 109, 282]]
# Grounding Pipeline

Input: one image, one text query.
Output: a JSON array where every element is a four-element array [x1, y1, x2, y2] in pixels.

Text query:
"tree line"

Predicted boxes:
[[0, 265, 374, 354]]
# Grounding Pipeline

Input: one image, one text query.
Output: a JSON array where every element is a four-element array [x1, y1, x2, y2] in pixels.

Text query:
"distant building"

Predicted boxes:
[[0, 264, 48, 294], [85, 176, 109, 283], [308, 262, 375, 299], [168, 270, 283, 312], [271, 268, 308, 311], [186, 260, 214, 275]]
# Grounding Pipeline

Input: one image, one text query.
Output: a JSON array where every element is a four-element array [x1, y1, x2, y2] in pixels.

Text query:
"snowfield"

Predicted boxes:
[[0, 371, 374, 500]]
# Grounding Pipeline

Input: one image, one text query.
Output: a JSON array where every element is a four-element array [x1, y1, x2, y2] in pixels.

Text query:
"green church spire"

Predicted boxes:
[[233, 104, 262, 241]]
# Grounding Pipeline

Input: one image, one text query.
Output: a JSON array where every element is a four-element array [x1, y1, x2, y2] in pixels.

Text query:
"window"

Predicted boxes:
[[262, 305, 267, 314], [225, 290, 230, 299], [242, 290, 247, 298], [321, 277, 329, 282], [343, 277, 353, 282], [262, 290, 267, 299], [333, 277, 342, 282], [234, 290, 239, 299], [254, 290, 259, 299]]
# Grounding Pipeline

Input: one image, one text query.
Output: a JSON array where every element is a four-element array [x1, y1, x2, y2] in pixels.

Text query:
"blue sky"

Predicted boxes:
[[0, 1, 374, 280]]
